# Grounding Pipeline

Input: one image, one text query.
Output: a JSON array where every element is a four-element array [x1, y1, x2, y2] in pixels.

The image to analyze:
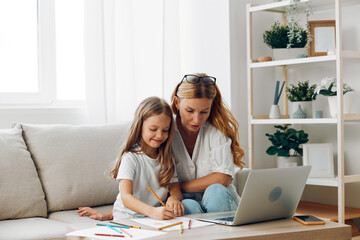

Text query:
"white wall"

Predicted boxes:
[[178, 0, 232, 105]]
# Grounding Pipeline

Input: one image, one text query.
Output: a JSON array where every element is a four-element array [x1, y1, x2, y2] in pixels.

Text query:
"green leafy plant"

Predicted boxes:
[[315, 77, 354, 96], [275, 0, 313, 54], [265, 124, 309, 157], [263, 21, 307, 49], [286, 80, 317, 102]]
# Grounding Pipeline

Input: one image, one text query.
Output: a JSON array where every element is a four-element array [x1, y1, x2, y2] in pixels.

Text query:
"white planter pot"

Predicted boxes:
[[289, 101, 313, 118], [273, 48, 306, 61], [269, 104, 281, 119], [277, 156, 302, 168], [328, 93, 353, 118]]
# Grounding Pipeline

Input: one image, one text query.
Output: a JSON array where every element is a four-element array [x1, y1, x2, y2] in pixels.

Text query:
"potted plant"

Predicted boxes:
[[266, 124, 309, 168], [263, 21, 308, 61], [263, 21, 307, 49], [286, 80, 317, 118], [315, 77, 355, 117]]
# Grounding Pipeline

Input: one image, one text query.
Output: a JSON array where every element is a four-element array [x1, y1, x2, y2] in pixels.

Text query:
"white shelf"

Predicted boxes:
[[251, 118, 337, 125], [250, 114, 360, 124], [306, 177, 338, 187], [246, 0, 360, 224], [344, 174, 360, 184], [343, 50, 360, 59], [249, 0, 359, 13], [249, 0, 310, 13], [250, 55, 336, 68], [306, 174, 360, 187]]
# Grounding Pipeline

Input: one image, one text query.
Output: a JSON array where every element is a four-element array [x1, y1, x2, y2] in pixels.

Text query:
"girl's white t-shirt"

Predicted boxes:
[[113, 145, 178, 220], [172, 121, 240, 204]]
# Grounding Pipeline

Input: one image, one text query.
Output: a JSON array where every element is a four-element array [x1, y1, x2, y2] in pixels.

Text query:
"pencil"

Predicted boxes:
[[158, 221, 183, 230], [110, 221, 141, 229], [119, 228, 133, 238], [95, 233, 124, 237], [107, 225, 122, 234], [188, 219, 191, 229], [147, 185, 166, 206], [180, 222, 183, 234], [96, 223, 130, 228]]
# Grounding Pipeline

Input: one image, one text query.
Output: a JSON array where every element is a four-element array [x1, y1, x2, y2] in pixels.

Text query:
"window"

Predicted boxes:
[[0, 0, 85, 105], [0, 0, 38, 93], [55, 0, 85, 100]]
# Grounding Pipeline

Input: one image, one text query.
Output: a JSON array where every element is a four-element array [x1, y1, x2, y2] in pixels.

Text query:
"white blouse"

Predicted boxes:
[[172, 121, 240, 204], [113, 145, 178, 220]]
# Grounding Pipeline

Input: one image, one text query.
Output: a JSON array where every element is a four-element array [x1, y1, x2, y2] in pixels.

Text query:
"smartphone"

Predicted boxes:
[[293, 215, 325, 225]]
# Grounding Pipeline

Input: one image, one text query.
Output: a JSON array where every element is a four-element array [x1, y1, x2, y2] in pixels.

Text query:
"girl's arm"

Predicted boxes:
[[120, 179, 175, 220], [77, 207, 113, 221], [166, 182, 184, 217], [180, 172, 232, 193]]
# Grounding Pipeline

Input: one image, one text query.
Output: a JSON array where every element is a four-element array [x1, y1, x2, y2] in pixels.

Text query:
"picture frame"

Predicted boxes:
[[308, 20, 336, 57], [303, 143, 334, 178]]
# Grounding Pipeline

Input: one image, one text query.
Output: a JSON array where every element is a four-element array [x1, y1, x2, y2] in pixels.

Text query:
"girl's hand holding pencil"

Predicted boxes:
[[149, 206, 175, 220], [147, 185, 176, 220]]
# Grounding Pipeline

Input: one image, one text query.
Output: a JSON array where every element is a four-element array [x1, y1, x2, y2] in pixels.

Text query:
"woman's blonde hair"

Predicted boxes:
[[111, 96, 175, 187], [171, 73, 245, 168]]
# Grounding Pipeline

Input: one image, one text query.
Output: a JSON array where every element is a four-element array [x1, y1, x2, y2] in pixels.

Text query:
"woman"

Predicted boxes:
[[171, 73, 245, 214]]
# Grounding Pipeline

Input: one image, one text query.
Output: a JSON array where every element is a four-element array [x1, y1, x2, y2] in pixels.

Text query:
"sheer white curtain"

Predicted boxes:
[[84, 0, 170, 124], [84, 0, 231, 124]]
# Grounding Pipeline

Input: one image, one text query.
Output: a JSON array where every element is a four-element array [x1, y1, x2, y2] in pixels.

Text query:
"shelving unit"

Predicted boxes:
[[246, 0, 360, 224]]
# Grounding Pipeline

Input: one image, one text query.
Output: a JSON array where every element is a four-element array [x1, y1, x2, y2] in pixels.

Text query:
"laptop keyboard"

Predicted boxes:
[[216, 216, 235, 222]]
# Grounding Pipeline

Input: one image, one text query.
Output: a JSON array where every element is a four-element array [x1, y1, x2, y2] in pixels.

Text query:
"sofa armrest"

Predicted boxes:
[[233, 168, 251, 197]]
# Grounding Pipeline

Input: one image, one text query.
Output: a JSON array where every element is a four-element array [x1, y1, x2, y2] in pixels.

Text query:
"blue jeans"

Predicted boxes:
[[181, 184, 238, 214]]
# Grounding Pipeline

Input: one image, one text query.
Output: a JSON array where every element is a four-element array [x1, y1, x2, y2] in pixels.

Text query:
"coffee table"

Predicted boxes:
[[67, 212, 351, 240]]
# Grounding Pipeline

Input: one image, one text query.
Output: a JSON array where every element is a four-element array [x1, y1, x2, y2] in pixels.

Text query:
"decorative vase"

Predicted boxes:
[[273, 48, 306, 61], [277, 156, 302, 168], [292, 105, 306, 118], [269, 104, 281, 119], [289, 101, 313, 118], [328, 93, 353, 118]]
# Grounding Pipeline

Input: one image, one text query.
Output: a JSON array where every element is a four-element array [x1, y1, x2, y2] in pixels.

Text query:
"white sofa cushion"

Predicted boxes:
[[233, 168, 251, 197], [48, 205, 113, 231], [0, 217, 67, 240], [18, 123, 129, 212], [0, 126, 47, 220]]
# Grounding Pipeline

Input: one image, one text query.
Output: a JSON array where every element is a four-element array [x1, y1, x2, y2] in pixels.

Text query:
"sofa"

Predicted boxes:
[[0, 123, 250, 240]]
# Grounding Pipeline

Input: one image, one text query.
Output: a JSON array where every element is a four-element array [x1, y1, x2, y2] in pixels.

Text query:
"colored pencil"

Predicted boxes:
[[158, 221, 183, 230], [95, 233, 124, 237], [110, 221, 141, 229], [107, 225, 122, 234], [146, 185, 166, 207], [96, 223, 130, 229], [188, 219, 191, 229], [119, 228, 133, 238], [180, 222, 183, 234]]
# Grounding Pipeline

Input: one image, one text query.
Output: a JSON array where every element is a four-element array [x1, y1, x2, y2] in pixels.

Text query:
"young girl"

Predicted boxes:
[[78, 96, 184, 220]]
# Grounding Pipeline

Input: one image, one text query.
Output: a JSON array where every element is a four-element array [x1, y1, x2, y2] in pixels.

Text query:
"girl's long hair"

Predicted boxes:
[[111, 96, 175, 187], [171, 73, 245, 168]]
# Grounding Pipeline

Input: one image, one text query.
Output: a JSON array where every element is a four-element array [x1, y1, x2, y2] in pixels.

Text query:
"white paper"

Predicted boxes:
[[131, 217, 214, 231], [66, 226, 166, 240]]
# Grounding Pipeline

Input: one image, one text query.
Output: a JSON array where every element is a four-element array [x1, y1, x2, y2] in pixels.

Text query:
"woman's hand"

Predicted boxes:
[[149, 206, 175, 220], [77, 207, 113, 221], [166, 196, 184, 217]]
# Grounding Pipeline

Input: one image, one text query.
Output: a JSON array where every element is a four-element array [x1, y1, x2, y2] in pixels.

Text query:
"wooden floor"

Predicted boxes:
[[297, 201, 360, 237]]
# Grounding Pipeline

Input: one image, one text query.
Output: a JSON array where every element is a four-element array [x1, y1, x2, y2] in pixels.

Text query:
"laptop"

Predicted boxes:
[[195, 166, 311, 226]]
